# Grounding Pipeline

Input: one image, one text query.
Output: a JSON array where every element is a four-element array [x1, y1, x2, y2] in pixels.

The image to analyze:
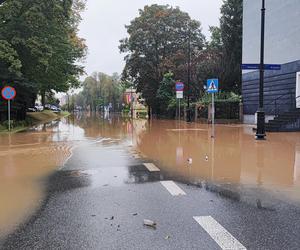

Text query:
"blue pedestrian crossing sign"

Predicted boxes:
[[207, 79, 218, 93]]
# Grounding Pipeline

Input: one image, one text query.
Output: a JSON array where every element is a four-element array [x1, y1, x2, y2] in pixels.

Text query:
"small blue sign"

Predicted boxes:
[[241, 64, 260, 70], [207, 79, 218, 93], [241, 64, 281, 70], [175, 82, 184, 91], [264, 64, 281, 70]]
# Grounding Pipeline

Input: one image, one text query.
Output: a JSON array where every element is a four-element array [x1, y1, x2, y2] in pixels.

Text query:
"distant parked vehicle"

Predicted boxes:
[[35, 104, 44, 112], [50, 105, 61, 113], [44, 104, 61, 112], [27, 107, 37, 112], [44, 104, 51, 110]]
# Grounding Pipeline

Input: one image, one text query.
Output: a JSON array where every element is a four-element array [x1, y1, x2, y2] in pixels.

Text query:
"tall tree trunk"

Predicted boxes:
[[148, 105, 151, 120], [41, 91, 46, 106]]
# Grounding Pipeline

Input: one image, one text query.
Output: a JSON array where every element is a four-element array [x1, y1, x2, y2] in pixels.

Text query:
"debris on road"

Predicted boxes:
[[110, 216, 114, 220], [205, 155, 209, 161], [256, 199, 263, 209], [143, 219, 157, 229], [187, 158, 193, 164], [165, 235, 171, 240]]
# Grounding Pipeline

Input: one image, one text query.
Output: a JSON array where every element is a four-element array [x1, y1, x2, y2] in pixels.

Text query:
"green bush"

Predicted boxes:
[[199, 91, 241, 104]]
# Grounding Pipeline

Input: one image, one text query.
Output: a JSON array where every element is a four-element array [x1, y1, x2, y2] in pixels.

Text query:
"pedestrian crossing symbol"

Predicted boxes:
[[207, 79, 219, 93]]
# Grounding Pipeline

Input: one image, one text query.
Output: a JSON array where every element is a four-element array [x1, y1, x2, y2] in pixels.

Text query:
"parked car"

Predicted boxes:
[[50, 105, 61, 113], [27, 107, 37, 112], [34, 104, 44, 112], [44, 104, 52, 110]]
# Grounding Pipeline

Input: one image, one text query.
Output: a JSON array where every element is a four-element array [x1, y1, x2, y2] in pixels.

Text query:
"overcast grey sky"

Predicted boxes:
[[78, 0, 223, 77]]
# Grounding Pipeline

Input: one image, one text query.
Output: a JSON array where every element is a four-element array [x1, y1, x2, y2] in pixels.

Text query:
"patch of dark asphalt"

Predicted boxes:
[[0, 169, 92, 247]]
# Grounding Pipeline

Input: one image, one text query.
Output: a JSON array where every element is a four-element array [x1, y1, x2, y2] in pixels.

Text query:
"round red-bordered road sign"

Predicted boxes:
[[1, 86, 16, 100]]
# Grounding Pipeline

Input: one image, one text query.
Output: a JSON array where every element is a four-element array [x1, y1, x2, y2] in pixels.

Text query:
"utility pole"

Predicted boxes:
[[256, 0, 266, 140], [186, 31, 192, 122], [130, 86, 134, 119]]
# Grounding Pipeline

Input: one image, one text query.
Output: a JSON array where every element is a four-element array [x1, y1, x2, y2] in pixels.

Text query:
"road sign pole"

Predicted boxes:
[[212, 93, 215, 138], [179, 98, 181, 122], [256, 0, 266, 140], [8, 99, 11, 131]]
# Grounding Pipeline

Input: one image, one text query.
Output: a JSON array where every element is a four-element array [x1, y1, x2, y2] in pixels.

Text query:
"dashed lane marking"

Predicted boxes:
[[143, 163, 160, 172], [160, 181, 186, 196], [193, 216, 247, 250]]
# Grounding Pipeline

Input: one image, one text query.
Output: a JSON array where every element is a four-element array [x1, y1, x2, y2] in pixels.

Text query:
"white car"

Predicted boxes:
[[35, 105, 44, 112]]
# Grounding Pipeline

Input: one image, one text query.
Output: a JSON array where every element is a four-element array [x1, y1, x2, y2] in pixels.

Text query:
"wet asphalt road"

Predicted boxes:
[[1, 139, 300, 250]]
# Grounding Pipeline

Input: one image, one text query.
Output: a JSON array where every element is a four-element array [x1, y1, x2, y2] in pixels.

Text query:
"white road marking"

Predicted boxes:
[[144, 163, 160, 172], [160, 181, 186, 196], [193, 216, 247, 250]]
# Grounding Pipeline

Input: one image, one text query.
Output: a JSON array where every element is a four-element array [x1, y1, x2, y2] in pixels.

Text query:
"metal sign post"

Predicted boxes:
[[179, 98, 181, 121], [207, 79, 219, 138], [212, 92, 215, 138], [1, 86, 17, 131], [8, 99, 11, 131], [175, 82, 184, 121]]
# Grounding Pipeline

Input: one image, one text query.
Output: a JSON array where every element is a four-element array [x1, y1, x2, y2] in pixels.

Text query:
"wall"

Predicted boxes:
[[243, 60, 300, 115], [242, 0, 300, 121], [243, 0, 300, 65]]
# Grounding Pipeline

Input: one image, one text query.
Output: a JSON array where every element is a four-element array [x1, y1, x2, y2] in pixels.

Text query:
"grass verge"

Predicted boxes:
[[0, 110, 70, 134]]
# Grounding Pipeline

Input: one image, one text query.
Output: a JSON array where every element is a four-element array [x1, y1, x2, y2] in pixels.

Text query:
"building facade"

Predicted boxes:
[[242, 0, 300, 124]]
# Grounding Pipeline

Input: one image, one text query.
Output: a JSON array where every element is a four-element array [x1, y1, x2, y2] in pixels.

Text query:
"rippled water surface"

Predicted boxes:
[[1, 113, 300, 236]]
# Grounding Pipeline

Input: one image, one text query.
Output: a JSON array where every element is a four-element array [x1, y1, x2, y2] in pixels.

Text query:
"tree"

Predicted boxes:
[[0, 0, 86, 118], [220, 0, 243, 93], [156, 72, 176, 116], [120, 4, 205, 114], [78, 72, 124, 112]]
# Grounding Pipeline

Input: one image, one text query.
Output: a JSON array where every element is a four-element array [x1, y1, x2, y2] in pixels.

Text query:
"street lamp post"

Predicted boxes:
[[256, 0, 266, 140], [130, 86, 134, 119], [186, 32, 192, 122]]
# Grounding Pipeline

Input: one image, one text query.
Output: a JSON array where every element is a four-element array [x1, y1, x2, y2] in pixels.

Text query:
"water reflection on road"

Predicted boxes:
[[1, 113, 300, 237]]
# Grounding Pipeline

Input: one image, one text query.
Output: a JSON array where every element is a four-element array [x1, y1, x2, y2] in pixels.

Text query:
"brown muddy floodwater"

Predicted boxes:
[[1, 114, 300, 237]]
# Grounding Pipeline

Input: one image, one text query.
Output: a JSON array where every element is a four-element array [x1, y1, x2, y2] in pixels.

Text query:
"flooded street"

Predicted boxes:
[[1, 114, 300, 246], [136, 120, 300, 201]]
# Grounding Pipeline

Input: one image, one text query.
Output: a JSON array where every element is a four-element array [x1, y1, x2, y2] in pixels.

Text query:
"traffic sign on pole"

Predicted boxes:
[[206, 79, 219, 138], [264, 64, 281, 70], [1, 86, 16, 100], [207, 79, 218, 94], [1, 86, 16, 132], [175, 82, 184, 91], [241, 63, 281, 70], [176, 91, 183, 99]]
